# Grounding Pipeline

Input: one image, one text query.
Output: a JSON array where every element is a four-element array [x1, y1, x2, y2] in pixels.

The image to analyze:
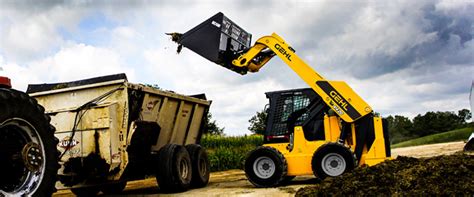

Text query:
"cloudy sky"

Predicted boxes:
[[1, 0, 473, 135]]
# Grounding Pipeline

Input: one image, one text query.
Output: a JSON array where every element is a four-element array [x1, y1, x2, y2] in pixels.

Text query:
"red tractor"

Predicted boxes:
[[0, 76, 59, 196]]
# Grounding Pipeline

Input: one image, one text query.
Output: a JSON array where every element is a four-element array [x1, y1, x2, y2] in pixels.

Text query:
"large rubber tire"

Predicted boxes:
[[156, 144, 192, 193], [70, 186, 101, 196], [464, 138, 474, 151], [185, 144, 210, 188], [311, 143, 355, 180], [0, 88, 59, 196], [101, 181, 127, 194], [244, 146, 287, 187]]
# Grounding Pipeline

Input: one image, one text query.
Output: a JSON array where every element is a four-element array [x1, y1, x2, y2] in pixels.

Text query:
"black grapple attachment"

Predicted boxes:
[[168, 12, 252, 74]]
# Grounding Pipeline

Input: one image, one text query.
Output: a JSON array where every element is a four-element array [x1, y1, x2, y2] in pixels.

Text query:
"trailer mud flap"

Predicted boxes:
[[124, 121, 161, 179]]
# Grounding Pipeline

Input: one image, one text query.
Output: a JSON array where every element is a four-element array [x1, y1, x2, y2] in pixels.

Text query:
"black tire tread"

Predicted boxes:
[[244, 146, 288, 187], [464, 138, 474, 151], [311, 142, 356, 180], [185, 144, 210, 188], [0, 88, 59, 196], [156, 144, 192, 193]]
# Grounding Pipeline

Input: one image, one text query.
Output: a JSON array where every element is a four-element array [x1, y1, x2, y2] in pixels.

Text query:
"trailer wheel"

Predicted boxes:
[[244, 146, 287, 187], [185, 144, 210, 188], [101, 181, 127, 194], [156, 144, 192, 193], [70, 186, 101, 196], [311, 143, 355, 180], [0, 88, 59, 196]]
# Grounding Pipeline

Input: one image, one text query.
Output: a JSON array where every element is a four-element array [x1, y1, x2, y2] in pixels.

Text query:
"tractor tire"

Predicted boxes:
[[311, 143, 355, 180], [156, 144, 192, 193], [185, 144, 210, 188], [70, 186, 101, 196], [0, 88, 59, 197], [244, 146, 287, 187], [101, 181, 127, 194]]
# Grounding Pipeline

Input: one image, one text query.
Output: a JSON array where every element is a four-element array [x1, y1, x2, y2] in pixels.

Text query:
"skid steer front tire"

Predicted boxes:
[[311, 143, 355, 180], [185, 144, 210, 188], [156, 144, 192, 193], [0, 88, 59, 197], [244, 146, 287, 187]]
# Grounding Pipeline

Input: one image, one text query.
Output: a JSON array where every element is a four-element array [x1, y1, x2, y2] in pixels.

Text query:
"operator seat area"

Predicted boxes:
[[265, 88, 328, 143]]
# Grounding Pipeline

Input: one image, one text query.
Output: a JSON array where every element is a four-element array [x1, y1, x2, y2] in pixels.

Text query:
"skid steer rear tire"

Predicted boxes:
[[311, 143, 355, 180], [156, 144, 192, 193], [0, 88, 59, 197], [244, 146, 287, 187], [185, 144, 210, 188]]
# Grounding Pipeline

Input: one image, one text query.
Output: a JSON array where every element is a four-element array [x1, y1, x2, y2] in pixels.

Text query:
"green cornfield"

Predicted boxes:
[[201, 134, 264, 172]]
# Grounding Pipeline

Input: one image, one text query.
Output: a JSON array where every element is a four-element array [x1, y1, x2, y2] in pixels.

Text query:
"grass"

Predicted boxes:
[[391, 127, 473, 148], [201, 134, 263, 172]]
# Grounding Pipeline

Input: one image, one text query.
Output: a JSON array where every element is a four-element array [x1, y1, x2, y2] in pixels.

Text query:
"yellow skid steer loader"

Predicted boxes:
[[170, 12, 392, 187]]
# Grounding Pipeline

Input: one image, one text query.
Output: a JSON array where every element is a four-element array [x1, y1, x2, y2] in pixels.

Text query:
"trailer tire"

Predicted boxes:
[[185, 144, 210, 188], [244, 146, 287, 187], [0, 88, 59, 197], [70, 186, 101, 196], [156, 144, 192, 193], [101, 181, 127, 194], [311, 143, 355, 180]]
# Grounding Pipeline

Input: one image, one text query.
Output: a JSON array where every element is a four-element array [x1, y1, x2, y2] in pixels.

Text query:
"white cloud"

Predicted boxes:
[[0, 0, 472, 136], [0, 4, 86, 62], [2, 43, 135, 90]]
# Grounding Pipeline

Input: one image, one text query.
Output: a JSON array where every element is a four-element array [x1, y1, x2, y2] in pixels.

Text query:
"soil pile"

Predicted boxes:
[[296, 153, 474, 196]]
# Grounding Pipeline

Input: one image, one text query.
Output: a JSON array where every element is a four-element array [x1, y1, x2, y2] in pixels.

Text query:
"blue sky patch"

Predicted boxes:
[[58, 12, 118, 46]]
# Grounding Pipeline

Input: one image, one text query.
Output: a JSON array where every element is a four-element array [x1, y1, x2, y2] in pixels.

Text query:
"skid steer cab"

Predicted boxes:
[[170, 12, 392, 187], [244, 88, 391, 187]]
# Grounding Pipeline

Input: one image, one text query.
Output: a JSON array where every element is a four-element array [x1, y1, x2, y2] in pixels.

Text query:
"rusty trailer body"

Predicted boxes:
[[27, 74, 211, 193]]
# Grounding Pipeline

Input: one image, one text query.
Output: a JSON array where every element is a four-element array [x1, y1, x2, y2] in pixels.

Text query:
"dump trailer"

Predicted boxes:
[[169, 12, 391, 187], [0, 76, 59, 197], [26, 73, 211, 195]]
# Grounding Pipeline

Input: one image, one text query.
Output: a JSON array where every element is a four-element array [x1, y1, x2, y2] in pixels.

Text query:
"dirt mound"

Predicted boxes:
[[296, 153, 474, 196]]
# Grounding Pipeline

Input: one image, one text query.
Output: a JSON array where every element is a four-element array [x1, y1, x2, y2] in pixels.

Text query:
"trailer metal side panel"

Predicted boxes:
[[28, 74, 210, 188]]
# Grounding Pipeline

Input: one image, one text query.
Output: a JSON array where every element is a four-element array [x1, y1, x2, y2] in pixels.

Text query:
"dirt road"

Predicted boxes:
[[53, 141, 466, 197]]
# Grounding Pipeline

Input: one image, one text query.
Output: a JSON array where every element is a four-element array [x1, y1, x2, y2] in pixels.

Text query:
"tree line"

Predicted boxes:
[[205, 108, 472, 143], [246, 108, 472, 144], [386, 109, 471, 144]]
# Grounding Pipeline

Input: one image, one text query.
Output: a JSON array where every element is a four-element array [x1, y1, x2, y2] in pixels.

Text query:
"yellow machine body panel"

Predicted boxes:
[[266, 114, 390, 176], [359, 116, 392, 166], [265, 127, 324, 176]]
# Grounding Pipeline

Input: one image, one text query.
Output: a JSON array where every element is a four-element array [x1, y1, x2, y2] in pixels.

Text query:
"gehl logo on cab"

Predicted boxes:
[[275, 44, 292, 61]]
